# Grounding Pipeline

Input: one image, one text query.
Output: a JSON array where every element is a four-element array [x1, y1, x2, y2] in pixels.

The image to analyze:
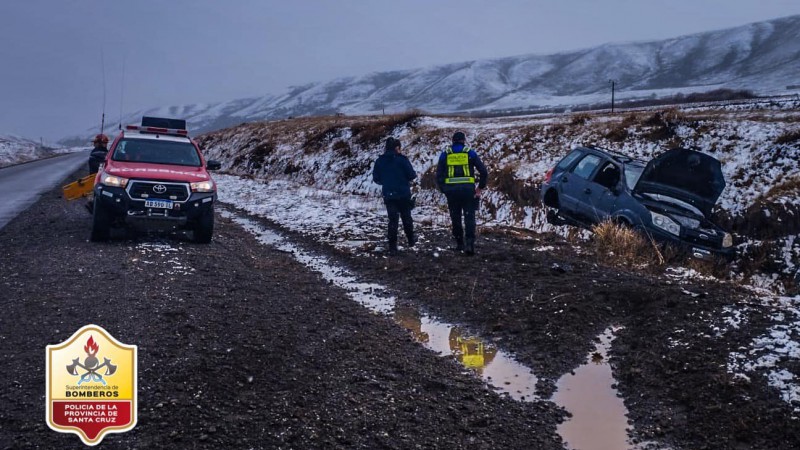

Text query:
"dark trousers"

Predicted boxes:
[[445, 190, 477, 244], [384, 198, 414, 247]]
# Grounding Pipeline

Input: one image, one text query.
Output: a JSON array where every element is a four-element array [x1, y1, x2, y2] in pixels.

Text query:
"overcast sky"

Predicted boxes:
[[2, 0, 799, 141]]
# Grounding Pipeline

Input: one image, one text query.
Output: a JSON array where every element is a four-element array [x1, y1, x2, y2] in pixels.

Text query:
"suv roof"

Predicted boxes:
[[581, 145, 645, 165]]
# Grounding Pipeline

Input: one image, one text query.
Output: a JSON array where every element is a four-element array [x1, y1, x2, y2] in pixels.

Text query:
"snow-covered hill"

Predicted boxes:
[[0, 135, 66, 168], [64, 14, 800, 144]]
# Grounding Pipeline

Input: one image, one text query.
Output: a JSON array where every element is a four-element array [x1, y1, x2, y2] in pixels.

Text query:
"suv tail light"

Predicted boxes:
[[544, 168, 554, 183]]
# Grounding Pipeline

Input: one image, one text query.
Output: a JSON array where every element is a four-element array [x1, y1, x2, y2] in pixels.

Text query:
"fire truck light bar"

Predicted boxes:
[[125, 125, 189, 136]]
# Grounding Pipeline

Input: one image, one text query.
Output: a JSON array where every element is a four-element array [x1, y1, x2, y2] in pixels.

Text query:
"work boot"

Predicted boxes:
[[388, 242, 399, 256], [464, 240, 475, 256], [453, 238, 464, 252], [407, 233, 417, 248]]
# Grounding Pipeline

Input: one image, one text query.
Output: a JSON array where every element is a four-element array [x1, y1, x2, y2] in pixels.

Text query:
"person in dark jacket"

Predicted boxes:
[[436, 131, 488, 255], [373, 137, 417, 255], [88, 134, 109, 174]]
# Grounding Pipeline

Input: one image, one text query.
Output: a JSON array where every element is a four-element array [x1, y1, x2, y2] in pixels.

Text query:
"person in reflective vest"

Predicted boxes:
[[435, 131, 488, 255], [372, 137, 417, 255]]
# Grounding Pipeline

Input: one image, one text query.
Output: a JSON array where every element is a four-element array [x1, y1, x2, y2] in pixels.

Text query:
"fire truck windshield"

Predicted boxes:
[[112, 139, 202, 167]]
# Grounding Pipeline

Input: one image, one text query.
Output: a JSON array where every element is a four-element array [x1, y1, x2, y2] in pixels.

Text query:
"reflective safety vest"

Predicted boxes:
[[444, 147, 475, 185]]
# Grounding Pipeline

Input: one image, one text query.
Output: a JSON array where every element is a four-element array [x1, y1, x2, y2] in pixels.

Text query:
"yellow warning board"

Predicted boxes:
[[62, 174, 96, 200]]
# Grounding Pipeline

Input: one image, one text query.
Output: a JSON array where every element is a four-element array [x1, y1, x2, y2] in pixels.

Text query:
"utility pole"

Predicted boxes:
[[610, 80, 616, 113]]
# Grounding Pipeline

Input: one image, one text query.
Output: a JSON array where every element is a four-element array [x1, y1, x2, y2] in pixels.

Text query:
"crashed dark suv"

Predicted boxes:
[[540, 146, 734, 259]]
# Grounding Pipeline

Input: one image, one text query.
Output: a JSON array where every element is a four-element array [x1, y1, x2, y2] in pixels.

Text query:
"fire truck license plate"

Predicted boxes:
[[145, 199, 173, 209]]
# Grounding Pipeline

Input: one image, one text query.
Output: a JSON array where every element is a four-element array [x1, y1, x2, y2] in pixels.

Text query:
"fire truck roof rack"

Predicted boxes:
[[141, 116, 186, 130]]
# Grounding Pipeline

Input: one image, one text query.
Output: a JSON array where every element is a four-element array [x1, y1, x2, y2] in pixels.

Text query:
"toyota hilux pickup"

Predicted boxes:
[[91, 117, 221, 243]]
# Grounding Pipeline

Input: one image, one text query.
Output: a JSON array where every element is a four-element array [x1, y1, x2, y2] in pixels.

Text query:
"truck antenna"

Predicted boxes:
[[118, 54, 126, 130], [100, 48, 107, 134]]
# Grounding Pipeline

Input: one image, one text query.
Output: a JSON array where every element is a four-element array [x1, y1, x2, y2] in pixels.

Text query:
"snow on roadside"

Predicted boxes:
[[130, 241, 195, 276], [728, 295, 800, 415], [215, 174, 564, 253], [216, 176, 407, 252], [0, 135, 78, 168]]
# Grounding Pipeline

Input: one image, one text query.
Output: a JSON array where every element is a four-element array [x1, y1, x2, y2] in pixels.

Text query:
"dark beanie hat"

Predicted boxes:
[[452, 131, 466, 143], [385, 137, 400, 151]]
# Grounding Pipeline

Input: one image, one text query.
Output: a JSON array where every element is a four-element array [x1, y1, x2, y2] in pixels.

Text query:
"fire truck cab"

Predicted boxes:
[[91, 117, 221, 243]]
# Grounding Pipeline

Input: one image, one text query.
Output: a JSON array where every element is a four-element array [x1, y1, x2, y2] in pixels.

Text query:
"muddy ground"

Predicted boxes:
[[0, 171, 563, 449], [233, 209, 800, 450], [1, 169, 799, 449]]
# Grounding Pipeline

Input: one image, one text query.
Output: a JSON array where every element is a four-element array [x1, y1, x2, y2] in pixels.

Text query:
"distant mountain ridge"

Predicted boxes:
[[64, 14, 800, 143]]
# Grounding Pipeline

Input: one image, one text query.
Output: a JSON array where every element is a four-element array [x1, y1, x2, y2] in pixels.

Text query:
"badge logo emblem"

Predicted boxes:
[[153, 184, 167, 194], [46, 325, 137, 445]]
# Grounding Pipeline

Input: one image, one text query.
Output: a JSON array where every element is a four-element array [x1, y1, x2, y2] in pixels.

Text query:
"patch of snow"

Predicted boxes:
[[728, 295, 800, 413]]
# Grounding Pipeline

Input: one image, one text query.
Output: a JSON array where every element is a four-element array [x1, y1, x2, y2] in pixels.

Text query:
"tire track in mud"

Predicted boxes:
[[218, 202, 800, 450], [224, 208, 642, 450], [0, 169, 564, 449]]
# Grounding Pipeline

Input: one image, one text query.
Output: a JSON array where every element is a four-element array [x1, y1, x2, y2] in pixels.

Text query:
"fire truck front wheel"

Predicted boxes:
[[193, 207, 214, 244], [90, 199, 111, 242]]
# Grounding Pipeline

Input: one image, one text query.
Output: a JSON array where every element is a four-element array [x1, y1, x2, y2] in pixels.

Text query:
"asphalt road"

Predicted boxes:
[[0, 151, 88, 230]]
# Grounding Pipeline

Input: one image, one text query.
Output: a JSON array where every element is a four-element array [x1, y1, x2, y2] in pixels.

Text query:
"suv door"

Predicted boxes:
[[580, 159, 622, 223], [560, 153, 602, 219]]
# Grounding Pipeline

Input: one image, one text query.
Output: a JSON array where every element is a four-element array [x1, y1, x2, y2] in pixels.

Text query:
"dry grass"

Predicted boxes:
[[711, 176, 800, 239], [620, 113, 639, 127], [489, 164, 538, 207], [764, 176, 800, 200], [332, 139, 352, 157], [638, 109, 687, 142], [570, 113, 592, 126], [303, 124, 344, 151], [350, 111, 423, 147], [774, 129, 800, 145], [605, 125, 629, 142], [420, 165, 438, 190], [591, 220, 664, 267], [564, 226, 585, 245]]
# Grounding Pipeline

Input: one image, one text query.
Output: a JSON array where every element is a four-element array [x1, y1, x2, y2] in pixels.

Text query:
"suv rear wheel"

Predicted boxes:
[[194, 207, 214, 243], [543, 189, 560, 208], [90, 199, 111, 242]]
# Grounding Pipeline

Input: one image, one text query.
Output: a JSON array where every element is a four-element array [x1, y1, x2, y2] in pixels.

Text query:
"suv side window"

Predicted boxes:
[[593, 161, 621, 189], [556, 150, 583, 170], [572, 154, 601, 180]]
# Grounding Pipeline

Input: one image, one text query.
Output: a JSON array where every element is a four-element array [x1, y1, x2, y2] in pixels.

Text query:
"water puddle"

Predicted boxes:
[[553, 327, 632, 450], [227, 212, 538, 399], [394, 306, 537, 400], [226, 211, 635, 448]]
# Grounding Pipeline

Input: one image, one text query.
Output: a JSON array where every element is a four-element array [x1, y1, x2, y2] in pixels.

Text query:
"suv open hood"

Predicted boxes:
[[633, 148, 725, 217]]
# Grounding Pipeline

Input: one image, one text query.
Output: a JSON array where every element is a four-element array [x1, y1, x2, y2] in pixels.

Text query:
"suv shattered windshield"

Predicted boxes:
[[624, 164, 644, 190], [112, 139, 201, 167]]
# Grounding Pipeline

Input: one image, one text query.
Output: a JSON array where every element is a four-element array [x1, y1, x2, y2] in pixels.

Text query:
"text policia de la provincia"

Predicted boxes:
[[61, 403, 123, 424]]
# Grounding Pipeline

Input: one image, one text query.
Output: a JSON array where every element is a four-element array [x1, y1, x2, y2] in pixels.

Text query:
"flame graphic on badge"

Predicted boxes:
[[84, 336, 99, 355]]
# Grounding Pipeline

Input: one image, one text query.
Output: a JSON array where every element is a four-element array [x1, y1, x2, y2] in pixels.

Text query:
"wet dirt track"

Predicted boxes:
[[2, 169, 800, 450], [0, 171, 562, 449], [233, 211, 800, 450]]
